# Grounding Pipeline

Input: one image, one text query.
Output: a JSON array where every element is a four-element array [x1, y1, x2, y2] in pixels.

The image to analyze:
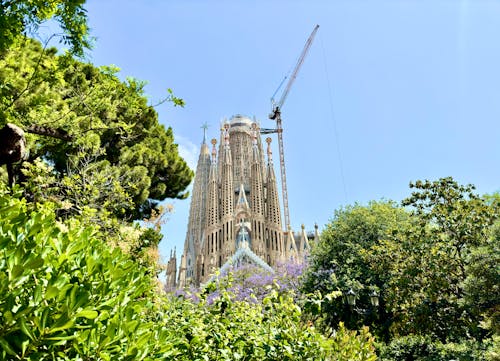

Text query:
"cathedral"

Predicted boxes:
[[165, 114, 318, 288]]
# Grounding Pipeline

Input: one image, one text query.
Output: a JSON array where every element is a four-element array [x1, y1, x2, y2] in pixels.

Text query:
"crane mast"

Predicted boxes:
[[267, 25, 319, 232]]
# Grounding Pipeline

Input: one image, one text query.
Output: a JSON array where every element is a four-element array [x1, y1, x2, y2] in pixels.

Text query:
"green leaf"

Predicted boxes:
[[0, 337, 16, 356], [49, 319, 75, 334], [75, 309, 98, 319], [46, 285, 59, 300], [19, 318, 35, 341]]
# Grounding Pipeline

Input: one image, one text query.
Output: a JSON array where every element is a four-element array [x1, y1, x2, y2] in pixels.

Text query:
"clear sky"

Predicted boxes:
[[58, 0, 499, 265]]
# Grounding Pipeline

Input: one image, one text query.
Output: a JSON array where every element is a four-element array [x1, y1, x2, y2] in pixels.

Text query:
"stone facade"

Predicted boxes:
[[167, 115, 316, 288]]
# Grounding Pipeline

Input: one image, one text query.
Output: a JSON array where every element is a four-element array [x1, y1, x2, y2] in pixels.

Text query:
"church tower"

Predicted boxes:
[[177, 114, 308, 287]]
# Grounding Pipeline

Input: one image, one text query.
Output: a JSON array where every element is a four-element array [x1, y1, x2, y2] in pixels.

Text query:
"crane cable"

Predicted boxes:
[[320, 34, 348, 202]]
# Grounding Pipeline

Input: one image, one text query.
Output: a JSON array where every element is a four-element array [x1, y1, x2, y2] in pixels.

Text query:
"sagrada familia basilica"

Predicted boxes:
[[165, 114, 319, 288]]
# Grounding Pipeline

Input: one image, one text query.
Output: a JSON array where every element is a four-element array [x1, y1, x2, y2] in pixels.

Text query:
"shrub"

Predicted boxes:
[[378, 335, 487, 361], [0, 188, 163, 360]]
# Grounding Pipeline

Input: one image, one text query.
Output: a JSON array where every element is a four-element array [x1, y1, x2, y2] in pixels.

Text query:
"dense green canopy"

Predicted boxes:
[[303, 178, 499, 356], [0, 39, 193, 219]]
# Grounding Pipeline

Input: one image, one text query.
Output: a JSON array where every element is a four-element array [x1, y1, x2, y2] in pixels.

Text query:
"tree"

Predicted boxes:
[[303, 179, 499, 348], [301, 200, 410, 337], [370, 178, 499, 342], [0, 0, 91, 56], [0, 39, 193, 220]]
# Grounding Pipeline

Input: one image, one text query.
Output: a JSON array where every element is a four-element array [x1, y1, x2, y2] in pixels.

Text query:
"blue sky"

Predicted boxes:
[[54, 0, 499, 265]]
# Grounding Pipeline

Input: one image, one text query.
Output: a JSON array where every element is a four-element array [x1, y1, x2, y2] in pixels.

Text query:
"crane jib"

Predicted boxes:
[[273, 24, 320, 112], [267, 24, 319, 231]]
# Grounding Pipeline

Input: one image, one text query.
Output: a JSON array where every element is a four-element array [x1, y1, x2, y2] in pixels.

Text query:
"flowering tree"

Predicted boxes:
[[219, 261, 307, 302]]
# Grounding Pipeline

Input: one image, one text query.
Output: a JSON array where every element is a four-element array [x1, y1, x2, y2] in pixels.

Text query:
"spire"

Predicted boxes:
[[181, 126, 212, 286], [224, 122, 230, 149], [177, 254, 187, 287], [299, 224, 310, 254], [314, 223, 320, 243], [200, 124, 210, 156], [266, 137, 273, 163], [286, 225, 298, 260], [251, 122, 259, 160], [221, 123, 234, 219], [201, 122, 208, 144], [220, 121, 232, 165], [211, 138, 217, 165], [265, 137, 282, 227], [206, 138, 219, 227], [250, 122, 265, 218]]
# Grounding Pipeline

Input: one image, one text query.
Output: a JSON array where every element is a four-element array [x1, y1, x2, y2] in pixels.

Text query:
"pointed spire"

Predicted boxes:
[[211, 138, 217, 164], [251, 122, 259, 160], [286, 225, 298, 260], [220, 121, 234, 219], [224, 122, 230, 149], [178, 254, 186, 287], [201, 122, 209, 144], [221, 122, 232, 166], [265, 136, 282, 227], [299, 224, 310, 253], [314, 223, 320, 243], [252, 123, 258, 147], [207, 138, 220, 227], [266, 137, 273, 163]]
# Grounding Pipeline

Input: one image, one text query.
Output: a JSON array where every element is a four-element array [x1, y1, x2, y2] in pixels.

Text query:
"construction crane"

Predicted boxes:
[[262, 24, 319, 232]]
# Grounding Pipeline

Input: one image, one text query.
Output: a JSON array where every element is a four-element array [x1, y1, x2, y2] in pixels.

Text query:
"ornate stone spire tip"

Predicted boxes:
[[201, 123, 209, 144]]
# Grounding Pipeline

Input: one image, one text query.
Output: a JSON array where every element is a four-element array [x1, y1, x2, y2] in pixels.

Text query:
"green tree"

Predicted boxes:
[[0, 0, 91, 56], [0, 39, 192, 220], [302, 200, 410, 338], [370, 178, 499, 342], [304, 178, 499, 350]]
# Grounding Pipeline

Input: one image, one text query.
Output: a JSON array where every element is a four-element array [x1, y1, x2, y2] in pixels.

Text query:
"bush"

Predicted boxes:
[[162, 283, 377, 360], [378, 335, 487, 361], [0, 188, 163, 360]]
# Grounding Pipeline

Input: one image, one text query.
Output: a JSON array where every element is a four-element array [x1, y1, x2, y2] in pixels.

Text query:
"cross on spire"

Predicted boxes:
[[201, 122, 209, 144]]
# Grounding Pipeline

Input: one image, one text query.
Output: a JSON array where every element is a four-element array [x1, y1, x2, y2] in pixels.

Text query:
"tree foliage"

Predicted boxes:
[[302, 200, 410, 336], [371, 178, 499, 341], [0, 39, 193, 220], [0, 0, 91, 56], [0, 186, 164, 359], [304, 178, 499, 351]]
